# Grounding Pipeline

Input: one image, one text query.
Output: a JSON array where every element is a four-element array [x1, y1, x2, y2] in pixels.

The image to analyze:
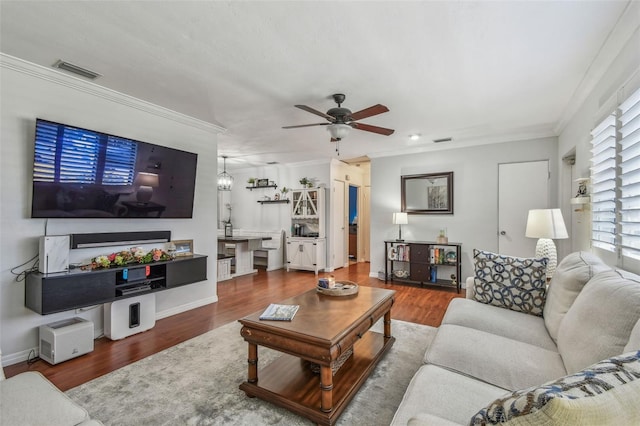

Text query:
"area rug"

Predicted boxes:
[[66, 319, 436, 425]]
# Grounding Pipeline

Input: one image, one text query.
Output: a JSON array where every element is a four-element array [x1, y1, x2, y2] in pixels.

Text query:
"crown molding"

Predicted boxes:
[[368, 125, 557, 159], [554, 1, 640, 135], [0, 53, 226, 134]]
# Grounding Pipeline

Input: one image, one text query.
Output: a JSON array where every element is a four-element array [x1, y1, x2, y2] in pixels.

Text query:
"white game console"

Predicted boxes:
[[39, 317, 94, 365], [38, 235, 70, 274]]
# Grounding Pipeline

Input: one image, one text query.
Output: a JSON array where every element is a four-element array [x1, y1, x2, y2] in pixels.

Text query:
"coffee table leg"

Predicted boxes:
[[384, 310, 392, 338], [320, 365, 333, 413], [248, 343, 258, 384]]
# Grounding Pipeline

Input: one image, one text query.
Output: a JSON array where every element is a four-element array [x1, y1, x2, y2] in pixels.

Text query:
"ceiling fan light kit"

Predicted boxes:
[[283, 93, 394, 142], [327, 123, 351, 140]]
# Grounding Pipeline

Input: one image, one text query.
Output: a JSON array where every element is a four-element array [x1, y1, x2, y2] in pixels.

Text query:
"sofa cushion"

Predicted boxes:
[[472, 249, 547, 316], [557, 269, 640, 373], [469, 350, 640, 425], [625, 318, 640, 353], [441, 298, 556, 351], [425, 324, 566, 391], [390, 364, 505, 426], [543, 251, 610, 343], [0, 371, 91, 425]]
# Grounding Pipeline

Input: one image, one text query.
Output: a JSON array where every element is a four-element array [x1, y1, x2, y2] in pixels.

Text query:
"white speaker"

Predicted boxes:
[[38, 235, 70, 274], [104, 293, 156, 340]]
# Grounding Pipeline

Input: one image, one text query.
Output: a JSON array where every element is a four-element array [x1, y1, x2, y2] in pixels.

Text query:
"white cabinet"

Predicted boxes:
[[217, 257, 232, 281], [287, 188, 327, 274], [290, 188, 325, 238], [286, 237, 326, 274]]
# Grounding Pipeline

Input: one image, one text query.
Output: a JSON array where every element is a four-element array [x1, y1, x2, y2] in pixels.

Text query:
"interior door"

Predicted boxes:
[[333, 180, 346, 269], [498, 161, 549, 257]]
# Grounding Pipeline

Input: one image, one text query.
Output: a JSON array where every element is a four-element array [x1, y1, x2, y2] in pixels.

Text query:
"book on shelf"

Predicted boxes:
[[259, 304, 300, 321]]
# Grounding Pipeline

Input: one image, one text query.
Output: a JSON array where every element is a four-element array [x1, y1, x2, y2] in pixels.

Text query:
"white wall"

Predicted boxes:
[[221, 161, 330, 232], [221, 159, 370, 271], [369, 137, 558, 281], [557, 15, 640, 272], [0, 55, 222, 365]]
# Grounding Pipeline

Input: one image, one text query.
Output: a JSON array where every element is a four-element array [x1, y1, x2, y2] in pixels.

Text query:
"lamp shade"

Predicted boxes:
[[393, 212, 408, 225], [525, 209, 569, 239], [134, 172, 159, 187], [327, 123, 351, 140]]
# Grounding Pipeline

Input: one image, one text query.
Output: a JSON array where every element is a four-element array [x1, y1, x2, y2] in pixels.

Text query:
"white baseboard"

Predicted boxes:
[[2, 348, 38, 367], [155, 296, 218, 320]]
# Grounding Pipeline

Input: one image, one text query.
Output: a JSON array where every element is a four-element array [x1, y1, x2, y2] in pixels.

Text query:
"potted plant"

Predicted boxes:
[[247, 177, 256, 187], [281, 186, 290, 199], [299, 177, 309, 187]]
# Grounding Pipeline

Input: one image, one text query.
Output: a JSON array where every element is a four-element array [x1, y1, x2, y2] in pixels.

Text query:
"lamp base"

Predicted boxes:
[[535, 238, 557, 278], [136, 186, 153, 204]]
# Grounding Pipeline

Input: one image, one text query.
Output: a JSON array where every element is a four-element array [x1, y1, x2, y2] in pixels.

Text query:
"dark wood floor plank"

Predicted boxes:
[[4, 262, 464, 391]]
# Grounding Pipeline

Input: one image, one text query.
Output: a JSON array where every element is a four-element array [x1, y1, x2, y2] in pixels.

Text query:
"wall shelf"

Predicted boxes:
[[247, 185, 278, 190], [570, 196, 590, 205], [257, 199, 290, 204]]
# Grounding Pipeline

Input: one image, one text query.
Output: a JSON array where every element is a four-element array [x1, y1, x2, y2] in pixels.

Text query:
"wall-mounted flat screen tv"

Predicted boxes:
[[31, 119, 198, 218]]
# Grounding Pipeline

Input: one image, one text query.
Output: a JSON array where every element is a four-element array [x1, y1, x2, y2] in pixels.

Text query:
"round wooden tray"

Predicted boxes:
[[316, 281, 359, 296]]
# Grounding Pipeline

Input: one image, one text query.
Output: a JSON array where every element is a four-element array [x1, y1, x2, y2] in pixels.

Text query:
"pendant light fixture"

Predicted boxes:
[[217, 155, 233, 191]]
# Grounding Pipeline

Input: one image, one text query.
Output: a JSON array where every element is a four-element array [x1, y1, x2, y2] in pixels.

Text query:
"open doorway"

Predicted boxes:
[[349, 185, 358, 263]]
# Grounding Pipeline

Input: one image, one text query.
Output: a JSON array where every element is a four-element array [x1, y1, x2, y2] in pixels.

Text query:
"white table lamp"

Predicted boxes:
[[525, 209, 569, 278], [393, 212, 408, 241], [134, 172, 159, 203]]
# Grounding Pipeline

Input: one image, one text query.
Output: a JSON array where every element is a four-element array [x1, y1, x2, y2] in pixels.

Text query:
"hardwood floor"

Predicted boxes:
[[4, 262, 464, 391]]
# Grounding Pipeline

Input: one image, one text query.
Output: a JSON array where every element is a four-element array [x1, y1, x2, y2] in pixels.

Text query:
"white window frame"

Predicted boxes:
[[591, 87, 640, 264]]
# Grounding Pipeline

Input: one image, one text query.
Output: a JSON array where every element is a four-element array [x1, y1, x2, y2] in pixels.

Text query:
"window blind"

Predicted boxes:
[[590, 113, 617, 252], [34, 122, 137, 186], [102, 137, 137, 185], [619, 87, 640, 259]]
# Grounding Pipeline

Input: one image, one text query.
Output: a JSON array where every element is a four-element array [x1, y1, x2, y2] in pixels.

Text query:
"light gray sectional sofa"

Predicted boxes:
[[0, 362, 103, 425], [391, 251, 640, 425]]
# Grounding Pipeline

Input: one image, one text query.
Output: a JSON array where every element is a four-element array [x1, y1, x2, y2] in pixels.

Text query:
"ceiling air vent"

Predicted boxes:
[[52, 60, 101, 80], [433, 137, 452, 143]]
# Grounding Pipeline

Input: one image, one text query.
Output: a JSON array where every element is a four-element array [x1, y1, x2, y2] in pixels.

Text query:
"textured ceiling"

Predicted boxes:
[[0, 1, 632, 169]]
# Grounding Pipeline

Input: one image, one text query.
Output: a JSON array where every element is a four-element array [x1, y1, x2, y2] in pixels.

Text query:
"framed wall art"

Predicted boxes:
[[172, 239, 194, 257], [401, 172, 453, 214]]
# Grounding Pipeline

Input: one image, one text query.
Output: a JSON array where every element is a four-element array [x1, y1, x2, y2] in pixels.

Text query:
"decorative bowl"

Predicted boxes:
[[393, 270, 409, 278]]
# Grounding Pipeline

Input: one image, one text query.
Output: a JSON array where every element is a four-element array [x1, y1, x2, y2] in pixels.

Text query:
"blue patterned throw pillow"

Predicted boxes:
[[473, 249, 547, 316], [469, 350, 640, 425]]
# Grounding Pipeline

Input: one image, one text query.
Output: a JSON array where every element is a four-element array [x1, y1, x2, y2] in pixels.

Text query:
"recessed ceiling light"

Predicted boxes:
[[409, 134, 421, 141], [52, 60, 101, 80]]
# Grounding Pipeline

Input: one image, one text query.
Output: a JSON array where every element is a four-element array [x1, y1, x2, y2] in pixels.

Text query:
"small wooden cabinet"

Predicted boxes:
[[26, 255, 208, 315], [286, 237, 326, 275], [384, 240, 462, 292]]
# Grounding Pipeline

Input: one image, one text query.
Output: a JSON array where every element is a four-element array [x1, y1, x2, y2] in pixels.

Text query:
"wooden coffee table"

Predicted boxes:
[[239, 286, 396, 425]]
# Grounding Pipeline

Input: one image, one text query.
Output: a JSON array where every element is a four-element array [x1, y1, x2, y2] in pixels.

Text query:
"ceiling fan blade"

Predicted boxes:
[[350, 104, 389, 121], [282, 123, 329, 129], [295, 105, 335, 121], [351, 122, 395, 136]]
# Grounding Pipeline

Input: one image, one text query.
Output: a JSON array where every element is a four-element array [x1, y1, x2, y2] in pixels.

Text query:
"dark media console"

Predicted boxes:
[[25, 255, 207, 315]]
